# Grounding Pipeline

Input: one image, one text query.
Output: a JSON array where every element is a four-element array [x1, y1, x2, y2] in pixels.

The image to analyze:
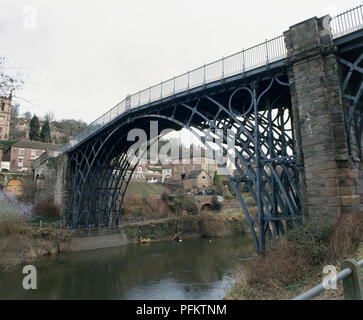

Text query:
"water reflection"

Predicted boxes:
[[0, 236, 254, 300]]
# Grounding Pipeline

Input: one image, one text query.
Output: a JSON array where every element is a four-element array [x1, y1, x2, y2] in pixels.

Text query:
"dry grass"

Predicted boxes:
[[199, 212, 228, 238], [198, 211, 249, 238], [122, 194, 173, 222], [0, 221, 71, 273], [226, 212, 363, 300], [327, 213, 362, 262], [0, 221, 27, 238]]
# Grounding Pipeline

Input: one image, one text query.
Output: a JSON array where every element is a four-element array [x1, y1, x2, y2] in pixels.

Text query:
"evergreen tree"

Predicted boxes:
[[29, 115, 40, 141], [40, 121, 51, 143], [213, 170, 224, 195]]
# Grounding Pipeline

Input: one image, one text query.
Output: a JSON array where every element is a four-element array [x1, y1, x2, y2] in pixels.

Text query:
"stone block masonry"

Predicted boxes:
[[284, 15, 361, 219]]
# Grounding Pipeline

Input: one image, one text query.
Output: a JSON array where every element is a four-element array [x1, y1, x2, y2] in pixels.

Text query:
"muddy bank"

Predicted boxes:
[[66, 213, 249, 252], [0, 223, 71, 273]]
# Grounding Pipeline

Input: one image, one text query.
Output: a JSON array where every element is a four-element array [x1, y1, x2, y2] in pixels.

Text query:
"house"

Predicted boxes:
[[183, 169, 212, 191], [6, 140, 61, 172], [161, 165, 172, 183], [131, 163, 162, 182], [170, 148, 219, 182]]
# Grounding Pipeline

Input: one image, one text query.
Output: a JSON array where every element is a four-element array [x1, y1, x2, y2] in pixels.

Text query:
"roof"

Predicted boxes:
[[12, 140, 61, 151], [184, 169, 210, 180]]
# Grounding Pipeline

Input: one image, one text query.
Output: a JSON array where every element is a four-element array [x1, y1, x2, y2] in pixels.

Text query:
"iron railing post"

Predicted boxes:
[[222, 56, 225, 79], [203, 64, 206, 84], [242, 49, 246, 75], [126, 94, 131, 111], [341, 259, 363, 300]]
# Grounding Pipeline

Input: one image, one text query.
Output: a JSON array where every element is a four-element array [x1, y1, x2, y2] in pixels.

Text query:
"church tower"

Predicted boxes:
[[0, 94, 11, 140]]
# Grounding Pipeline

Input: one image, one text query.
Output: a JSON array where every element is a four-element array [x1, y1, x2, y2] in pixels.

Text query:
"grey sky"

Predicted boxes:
[[0, 0, 360, 124]]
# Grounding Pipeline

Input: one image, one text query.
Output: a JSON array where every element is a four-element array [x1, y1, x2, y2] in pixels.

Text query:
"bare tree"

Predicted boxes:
[[44, 111, 55, 122], [0, 55, 23, 96], [24, 111, 32, 119]]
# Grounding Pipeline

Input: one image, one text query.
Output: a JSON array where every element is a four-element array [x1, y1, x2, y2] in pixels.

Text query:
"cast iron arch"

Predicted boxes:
[[65, 74, 302, 252]]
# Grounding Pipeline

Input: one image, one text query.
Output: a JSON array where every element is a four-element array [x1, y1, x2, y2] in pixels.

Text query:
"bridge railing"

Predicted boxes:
[[292, 259, 363, 300], [58, 35, 287, 153], [59, 4, 363, 154], [331, 4, 363, 39]]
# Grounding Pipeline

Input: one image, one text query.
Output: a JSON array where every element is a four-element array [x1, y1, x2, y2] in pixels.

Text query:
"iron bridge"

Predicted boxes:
[[60, 5, 363, 252]]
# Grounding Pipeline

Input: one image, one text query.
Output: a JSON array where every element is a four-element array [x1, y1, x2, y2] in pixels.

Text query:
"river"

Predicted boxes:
[[0, 236, 254, 300]]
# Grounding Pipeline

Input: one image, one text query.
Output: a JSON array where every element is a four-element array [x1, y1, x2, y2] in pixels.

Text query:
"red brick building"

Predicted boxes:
[[7, 140, 60, 172]]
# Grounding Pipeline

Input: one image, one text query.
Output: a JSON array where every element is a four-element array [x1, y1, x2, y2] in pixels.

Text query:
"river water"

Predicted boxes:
[[0, 236, 254, 300]]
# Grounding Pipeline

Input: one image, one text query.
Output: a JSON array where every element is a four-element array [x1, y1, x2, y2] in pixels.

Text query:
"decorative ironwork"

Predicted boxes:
[[339, 53, 363, 157], [59, 5, 363, 155], [59, 35, 288, 154], [62, 4, 363, 252], [65, 74, 302, 252]]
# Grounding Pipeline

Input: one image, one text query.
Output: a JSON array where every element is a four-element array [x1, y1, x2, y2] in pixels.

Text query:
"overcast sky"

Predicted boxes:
[[0, 0, 360, 124]]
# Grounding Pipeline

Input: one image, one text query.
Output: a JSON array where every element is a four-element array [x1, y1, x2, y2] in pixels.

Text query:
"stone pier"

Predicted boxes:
[[284, 16, 361, 219]]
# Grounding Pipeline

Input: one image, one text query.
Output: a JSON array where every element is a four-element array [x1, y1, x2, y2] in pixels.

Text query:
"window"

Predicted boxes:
[[174, 166, 178, 172], [1, 102, 4, 111], [18, 157, 24, 167], [0, 116, 4, 122], [53, 152, 59, 157], [183, 166, 187, 173], [19, 149, 25, 155], [31, 150, 37, 156]]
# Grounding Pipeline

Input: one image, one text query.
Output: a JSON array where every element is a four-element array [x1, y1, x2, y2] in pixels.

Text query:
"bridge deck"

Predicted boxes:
[[60, 4, 363, 155]]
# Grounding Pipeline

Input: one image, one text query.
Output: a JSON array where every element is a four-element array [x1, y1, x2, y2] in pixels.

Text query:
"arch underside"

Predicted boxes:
[[66, 74, 302, 252], [338, 51, 363, 158]]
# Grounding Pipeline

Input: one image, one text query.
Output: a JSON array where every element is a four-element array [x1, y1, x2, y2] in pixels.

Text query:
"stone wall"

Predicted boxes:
[[54, 153, 68, 214], [183, 173, 212, 191], [284, 16, 361, 219], [29, 151, 68, 217]]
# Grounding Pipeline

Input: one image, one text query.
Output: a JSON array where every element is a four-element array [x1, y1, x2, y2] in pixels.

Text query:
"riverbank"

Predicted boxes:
[[0, 211, 249, 273], [224, 213, 363, 300], [0, 222, 71, 273], [65, 211, 249, 251]]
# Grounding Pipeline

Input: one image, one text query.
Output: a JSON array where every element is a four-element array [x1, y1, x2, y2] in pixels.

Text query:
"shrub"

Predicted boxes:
[[211, 195, 222, 211], [328, 213, 362, 260], [33, 201, 60, 219], [161, 193, 198, 215], [243, 213, 362, 290], [199, 213, 226, 238], [161, 191, 172, 202]]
